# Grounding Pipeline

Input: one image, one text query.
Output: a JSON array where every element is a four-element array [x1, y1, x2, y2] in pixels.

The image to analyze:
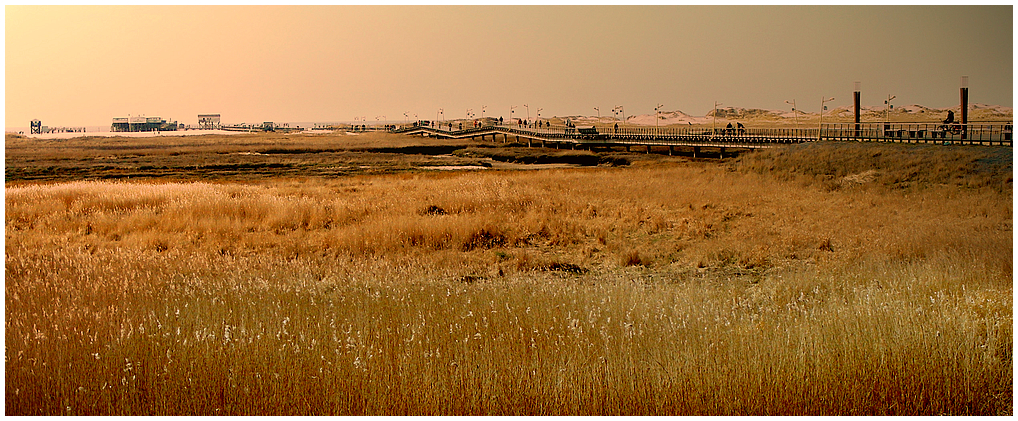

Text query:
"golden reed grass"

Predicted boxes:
[[5, 143, 1012, 415]]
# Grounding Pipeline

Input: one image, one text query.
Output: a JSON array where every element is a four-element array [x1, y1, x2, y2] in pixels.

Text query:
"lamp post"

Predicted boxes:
[[510, 105, 517, 126], [884, 94, 896, 123], [524, 104, 530, 125], [404, 112, 409, 124], [819, 96, 835, 141], [713, 102, 722, 138], [613, 105, 625, 126], [594, 107, 600, 124], [784, 99, 799, 132], [481, 105, 487, 120], [537, 108, 543, 128], [437, 108, 444, 124], [655, 103, 664, 133]]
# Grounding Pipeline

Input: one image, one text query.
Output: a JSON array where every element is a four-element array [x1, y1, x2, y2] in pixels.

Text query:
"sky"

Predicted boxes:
[[5, 5, 1013, 128]]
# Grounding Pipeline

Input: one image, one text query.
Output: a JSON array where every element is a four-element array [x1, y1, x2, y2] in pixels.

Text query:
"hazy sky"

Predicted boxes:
[[5, 5, 1013, 127]]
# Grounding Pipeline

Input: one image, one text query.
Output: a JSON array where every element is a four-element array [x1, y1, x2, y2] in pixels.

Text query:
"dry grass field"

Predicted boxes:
[[5, 133, 1012, 415]]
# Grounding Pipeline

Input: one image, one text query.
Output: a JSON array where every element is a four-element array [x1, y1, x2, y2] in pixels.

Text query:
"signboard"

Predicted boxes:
[[198, 114, 221, 129]]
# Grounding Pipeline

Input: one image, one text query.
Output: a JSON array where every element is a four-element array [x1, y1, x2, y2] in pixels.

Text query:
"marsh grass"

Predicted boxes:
[[4, 132, 485, 182], [5, 142, 1012, 415], [735, 141, 1013, 193]]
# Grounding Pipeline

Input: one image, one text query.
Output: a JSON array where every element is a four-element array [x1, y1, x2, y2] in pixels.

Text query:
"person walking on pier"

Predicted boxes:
[[737, 122, 745, 135]]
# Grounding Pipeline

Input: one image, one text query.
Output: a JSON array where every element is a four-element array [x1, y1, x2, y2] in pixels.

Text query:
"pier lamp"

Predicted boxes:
[[784, 100, 799, 131], [613, 105, 625, 126], [884, 94, 896, 123], [537, 108, 543, 126], [713, 102, 722, 138], [655, 103, 664, 132], [510, 105, 517, 125], [524, 104, 530, 123], [482, 105, 487, 119], [594, 107, 600, 123], [818, 96, 835, 141], [404, 112, 408, 124]]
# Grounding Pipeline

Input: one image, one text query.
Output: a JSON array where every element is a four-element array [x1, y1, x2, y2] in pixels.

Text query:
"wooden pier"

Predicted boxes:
[[390, 121, 1012, 151]]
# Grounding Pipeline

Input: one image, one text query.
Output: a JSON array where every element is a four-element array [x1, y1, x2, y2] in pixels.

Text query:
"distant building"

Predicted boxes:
[[30, 119, 42, 134], [111, 116, 179, 132], [198, 114, 221, 130]]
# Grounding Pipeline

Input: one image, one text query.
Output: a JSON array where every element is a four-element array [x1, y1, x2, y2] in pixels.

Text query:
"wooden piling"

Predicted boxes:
[[854, 89, 861, 138], [961, 84, 969, 140]]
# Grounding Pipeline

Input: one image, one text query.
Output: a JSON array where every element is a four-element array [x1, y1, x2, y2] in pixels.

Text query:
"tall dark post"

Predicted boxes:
[[960, 76, 969, 140], [854, 82, 861, 138]]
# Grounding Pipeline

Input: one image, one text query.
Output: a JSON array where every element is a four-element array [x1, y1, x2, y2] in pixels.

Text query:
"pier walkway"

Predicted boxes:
[[387, 121, 1012, 151]]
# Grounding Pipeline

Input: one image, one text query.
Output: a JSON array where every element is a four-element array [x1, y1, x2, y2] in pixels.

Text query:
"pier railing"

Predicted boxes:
[[820, 122, 1012, 145], [389, 121, 1012, 147]]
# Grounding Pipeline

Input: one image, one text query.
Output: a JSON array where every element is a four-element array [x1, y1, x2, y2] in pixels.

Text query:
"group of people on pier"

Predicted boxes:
[[515, 119, 548, 129], [724, 122, 747, 135]]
